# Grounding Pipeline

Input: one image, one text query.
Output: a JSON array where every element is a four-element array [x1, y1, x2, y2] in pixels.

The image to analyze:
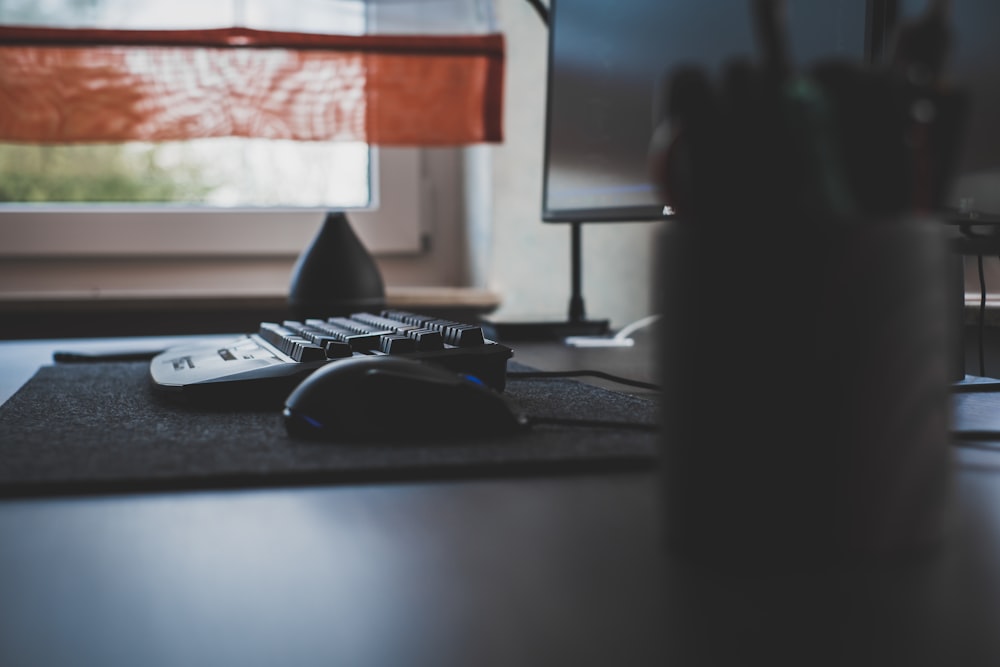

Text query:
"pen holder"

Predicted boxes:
[[656, 217, 956, 571]]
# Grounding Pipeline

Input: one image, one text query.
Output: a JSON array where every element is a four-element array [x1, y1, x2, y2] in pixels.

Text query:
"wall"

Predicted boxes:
[[484, 0, 665, 330]]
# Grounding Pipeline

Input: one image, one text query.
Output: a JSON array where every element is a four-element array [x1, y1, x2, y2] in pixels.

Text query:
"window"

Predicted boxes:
[[0, 146, 467, 309], [0, 139, 373, 208], [0, 0, 502, 305], [0, 147, 423, 260]]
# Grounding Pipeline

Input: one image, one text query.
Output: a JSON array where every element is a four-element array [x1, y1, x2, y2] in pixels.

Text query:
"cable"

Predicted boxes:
[[506, 369, 661, 391], [978, 254, 986, 376], [951, 437, 1000, 451], [565, 313, 661, 348], [952, 381, 1000, 393], [524, 0, 549, 26], [527, 416, 658, 433], [613, 313, 661, 342]]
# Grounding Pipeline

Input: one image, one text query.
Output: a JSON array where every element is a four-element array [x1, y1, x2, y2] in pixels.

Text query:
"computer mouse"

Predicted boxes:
[[283, 355, 528, 441]]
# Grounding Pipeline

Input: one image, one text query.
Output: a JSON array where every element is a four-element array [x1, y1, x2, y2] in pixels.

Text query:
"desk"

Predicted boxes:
[[1, 332, 1000, 666]]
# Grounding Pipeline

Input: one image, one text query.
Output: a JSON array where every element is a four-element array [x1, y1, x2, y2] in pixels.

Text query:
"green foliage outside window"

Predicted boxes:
[[0, 143, 214, 203]]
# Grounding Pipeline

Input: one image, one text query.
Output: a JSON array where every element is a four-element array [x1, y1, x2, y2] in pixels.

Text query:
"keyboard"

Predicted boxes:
[[149, 310, 514, 408]]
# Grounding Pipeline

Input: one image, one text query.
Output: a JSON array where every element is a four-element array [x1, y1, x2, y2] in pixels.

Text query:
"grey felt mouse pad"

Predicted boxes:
[[0, 361, 659, 497]]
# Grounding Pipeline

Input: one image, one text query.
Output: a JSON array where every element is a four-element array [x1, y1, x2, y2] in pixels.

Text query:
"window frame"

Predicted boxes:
[[0, 147, 423, 259]]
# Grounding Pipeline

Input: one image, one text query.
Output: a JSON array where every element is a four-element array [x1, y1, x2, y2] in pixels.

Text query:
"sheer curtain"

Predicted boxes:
[[0, 0, 504, 145]]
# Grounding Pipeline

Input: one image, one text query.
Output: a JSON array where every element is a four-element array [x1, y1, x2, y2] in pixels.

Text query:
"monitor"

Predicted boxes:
[[893, 0, 1000, 218], [541, 0, 873, 223]]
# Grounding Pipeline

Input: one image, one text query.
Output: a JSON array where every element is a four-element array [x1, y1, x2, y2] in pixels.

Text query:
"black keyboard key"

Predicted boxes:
[[305, 319, 377, 352], [292, 341, 326, 362], [283, 335, 309, 357], [449, 324, 485, 347], [423, 319, 485, 347], [379, 334, 417, 354], [303, 319, 348, 339], [258, 322, 298, 355], [259, 311, 481, 360], [324, 317, 392, 351], [283, 321, 321, 342], [318, 338, 352, 359], [407, 328, 444, 350], [380, 310, 431, 328], [382, 311, 487, 348], [351, 312, 415, 334], [285, 324, 351, 358]]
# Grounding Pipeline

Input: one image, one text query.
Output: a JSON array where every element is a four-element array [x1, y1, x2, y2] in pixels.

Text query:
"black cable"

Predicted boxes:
[[952, 381, 1000, 393], [951, 437, 1000, 452], [507, 370, 661, 391], [978, 254, 986, 376], [53, 349, 163, 362], [525, 426, 1000, 447], [524, 0, 549, 26], [527, 416, 658, 433]]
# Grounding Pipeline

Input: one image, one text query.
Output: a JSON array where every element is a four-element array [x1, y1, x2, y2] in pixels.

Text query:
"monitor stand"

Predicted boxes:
[[482, 222, 610, 342]]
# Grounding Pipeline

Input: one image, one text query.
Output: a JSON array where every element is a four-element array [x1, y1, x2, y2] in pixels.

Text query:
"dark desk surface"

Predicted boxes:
[[2, 331, 1000, 666]]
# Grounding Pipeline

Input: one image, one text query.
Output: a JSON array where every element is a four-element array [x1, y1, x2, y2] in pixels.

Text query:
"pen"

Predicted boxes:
[[53, 349, 165, 363]]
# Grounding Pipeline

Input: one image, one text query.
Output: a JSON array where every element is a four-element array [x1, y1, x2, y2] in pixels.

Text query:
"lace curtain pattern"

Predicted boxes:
[[0, 0, 504, 145]]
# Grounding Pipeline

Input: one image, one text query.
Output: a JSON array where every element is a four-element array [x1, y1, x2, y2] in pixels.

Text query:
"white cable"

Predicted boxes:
[[613, 314, 661, 341], [564, 313, 661, 348]]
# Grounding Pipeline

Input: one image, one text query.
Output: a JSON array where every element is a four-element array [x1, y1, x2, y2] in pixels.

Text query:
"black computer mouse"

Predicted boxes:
[[283, 355, 528, 441]]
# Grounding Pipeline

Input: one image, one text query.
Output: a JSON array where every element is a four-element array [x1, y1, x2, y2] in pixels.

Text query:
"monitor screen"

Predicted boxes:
[[894, 0, 1000, 218], [541, 0, 871, 223]]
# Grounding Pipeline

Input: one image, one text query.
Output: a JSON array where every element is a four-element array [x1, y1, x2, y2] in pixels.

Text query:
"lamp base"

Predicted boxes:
[[288, 211, 385, 319]]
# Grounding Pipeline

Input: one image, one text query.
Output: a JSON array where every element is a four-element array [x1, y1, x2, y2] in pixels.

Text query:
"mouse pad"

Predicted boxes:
[[0, 361, 659, 498]]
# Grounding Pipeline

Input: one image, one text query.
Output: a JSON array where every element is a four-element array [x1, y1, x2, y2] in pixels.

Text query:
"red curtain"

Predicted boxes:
[[0, 26, 504, 145]]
